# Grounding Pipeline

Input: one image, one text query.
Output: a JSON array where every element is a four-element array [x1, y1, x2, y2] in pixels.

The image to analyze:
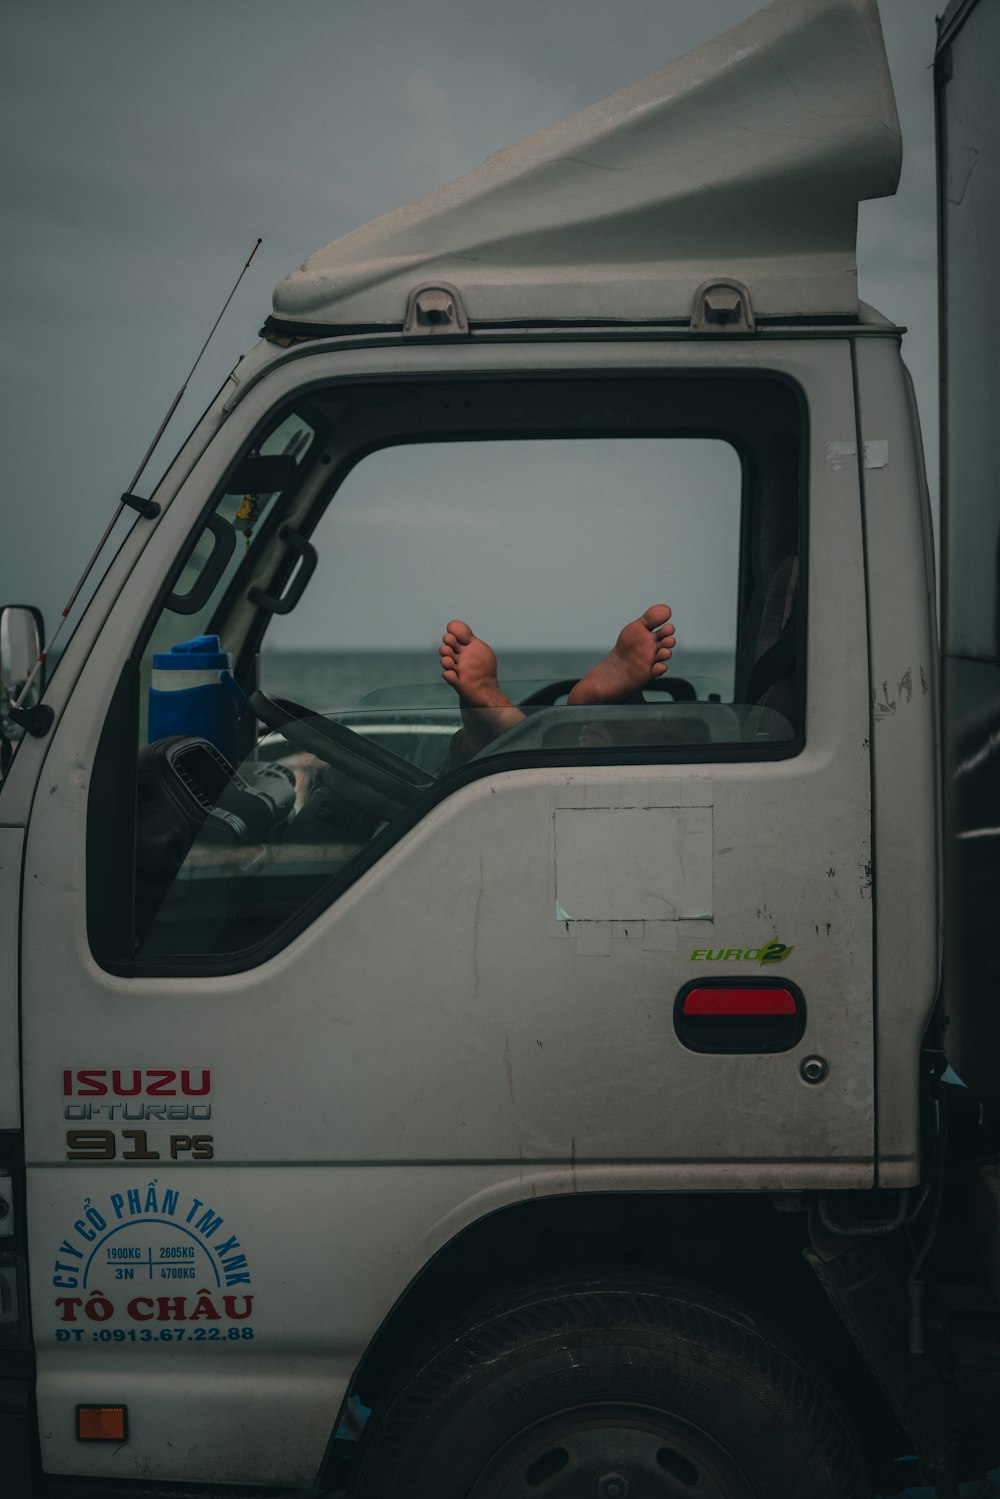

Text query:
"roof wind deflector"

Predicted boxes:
[[269, 0, 901, 333]]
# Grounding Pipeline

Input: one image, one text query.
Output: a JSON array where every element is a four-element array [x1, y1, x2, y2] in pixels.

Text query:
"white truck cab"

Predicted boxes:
[[1, 0, 997, 1494]]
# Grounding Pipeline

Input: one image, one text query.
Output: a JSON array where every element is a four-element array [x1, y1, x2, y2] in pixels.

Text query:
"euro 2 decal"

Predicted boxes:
[[50, 1181, 254, 1348], [689, 941, 794, 964]]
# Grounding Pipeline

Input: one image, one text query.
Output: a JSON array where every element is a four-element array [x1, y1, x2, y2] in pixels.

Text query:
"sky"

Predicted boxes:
[[1, 0, 942, 655]]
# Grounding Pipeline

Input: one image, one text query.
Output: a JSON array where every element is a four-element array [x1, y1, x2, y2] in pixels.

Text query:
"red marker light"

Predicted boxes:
[[682, 988, 797, 1017], [674, 979, 805, 1054]]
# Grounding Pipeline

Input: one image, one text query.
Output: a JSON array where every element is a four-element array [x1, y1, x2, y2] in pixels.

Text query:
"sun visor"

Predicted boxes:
[[270, 0, 901, 332]]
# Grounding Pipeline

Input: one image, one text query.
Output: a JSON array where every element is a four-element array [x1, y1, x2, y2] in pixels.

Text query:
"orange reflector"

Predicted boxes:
[[682, 987, 797, 1016], [77, 1405, 127, 1441]]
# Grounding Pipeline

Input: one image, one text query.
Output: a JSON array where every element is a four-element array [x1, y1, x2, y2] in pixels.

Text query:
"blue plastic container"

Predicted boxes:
[[148, 635, 247, 765]]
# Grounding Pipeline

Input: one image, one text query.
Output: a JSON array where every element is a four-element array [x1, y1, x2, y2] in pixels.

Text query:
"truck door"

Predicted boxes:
[[20, 335, 874, 1486]]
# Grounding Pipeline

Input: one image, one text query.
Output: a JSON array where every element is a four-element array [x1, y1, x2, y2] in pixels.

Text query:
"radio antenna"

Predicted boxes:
[[12, 238, 263, 729], [123, 236, 263, 504]]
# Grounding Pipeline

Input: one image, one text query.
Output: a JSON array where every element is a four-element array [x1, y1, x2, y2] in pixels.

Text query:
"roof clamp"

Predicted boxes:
[[690, 278, 756, 335], [403, 282, 470, 337]]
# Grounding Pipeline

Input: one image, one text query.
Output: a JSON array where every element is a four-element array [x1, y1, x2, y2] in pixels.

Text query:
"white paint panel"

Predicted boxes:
[[855, 342, 939, 1182], [554, 806, 712, 921]]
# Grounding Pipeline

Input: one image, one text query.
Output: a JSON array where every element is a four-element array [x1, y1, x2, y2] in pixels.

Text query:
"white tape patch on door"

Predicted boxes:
[[546, 777, 715, 956]]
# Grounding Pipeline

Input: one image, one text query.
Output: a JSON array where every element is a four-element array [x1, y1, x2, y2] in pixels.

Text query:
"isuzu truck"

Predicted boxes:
[[2, 0, 998, 1493]]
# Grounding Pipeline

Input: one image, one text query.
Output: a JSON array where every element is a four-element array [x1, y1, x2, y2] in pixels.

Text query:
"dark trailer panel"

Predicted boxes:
[[937, 0, 1000, 1106]]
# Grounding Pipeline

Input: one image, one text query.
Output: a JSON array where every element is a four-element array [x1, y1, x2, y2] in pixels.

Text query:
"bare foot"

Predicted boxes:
[[439, 620, 525, 753], [567, 605, 675, 706]]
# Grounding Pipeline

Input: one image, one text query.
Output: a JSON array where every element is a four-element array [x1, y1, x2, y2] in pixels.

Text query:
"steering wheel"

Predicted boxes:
[[250, 691, 431, 809], [517, 676, 697, 707]]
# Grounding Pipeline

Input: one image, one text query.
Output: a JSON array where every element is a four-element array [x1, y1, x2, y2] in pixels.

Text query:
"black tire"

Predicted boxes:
[[348, 1273, 870, 1499]]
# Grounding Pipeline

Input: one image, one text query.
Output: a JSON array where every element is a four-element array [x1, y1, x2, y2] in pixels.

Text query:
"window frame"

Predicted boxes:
[[88, 366, 809, 977]]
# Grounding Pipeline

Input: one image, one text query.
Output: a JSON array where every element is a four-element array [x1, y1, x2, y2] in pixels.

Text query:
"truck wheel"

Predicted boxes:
[[348, 1274, 869, 1498]]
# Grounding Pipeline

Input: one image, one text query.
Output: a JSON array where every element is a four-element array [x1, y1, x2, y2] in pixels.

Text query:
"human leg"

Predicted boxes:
[[567, 604, 675, 706], [439, 620, 525, 755]]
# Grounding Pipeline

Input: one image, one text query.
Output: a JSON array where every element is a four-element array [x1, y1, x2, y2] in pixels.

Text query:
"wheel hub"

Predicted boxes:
[[469, 1401, 756, 1497]]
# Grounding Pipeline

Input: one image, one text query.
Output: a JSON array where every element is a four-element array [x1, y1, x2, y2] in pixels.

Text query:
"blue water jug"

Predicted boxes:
[[148, 635, 248, 765]]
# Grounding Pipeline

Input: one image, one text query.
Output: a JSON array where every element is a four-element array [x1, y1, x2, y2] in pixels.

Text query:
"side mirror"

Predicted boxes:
[[1, 605, 51, 743]]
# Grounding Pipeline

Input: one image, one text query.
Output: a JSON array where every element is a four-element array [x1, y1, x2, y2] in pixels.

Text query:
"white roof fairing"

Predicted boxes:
[[271, 0, 901, 331]]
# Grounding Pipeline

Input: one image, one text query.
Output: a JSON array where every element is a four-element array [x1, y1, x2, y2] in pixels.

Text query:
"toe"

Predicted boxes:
[[642, 604, 672, 631], [447, 619, 474, 644], [651, 662, 667, 676]]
